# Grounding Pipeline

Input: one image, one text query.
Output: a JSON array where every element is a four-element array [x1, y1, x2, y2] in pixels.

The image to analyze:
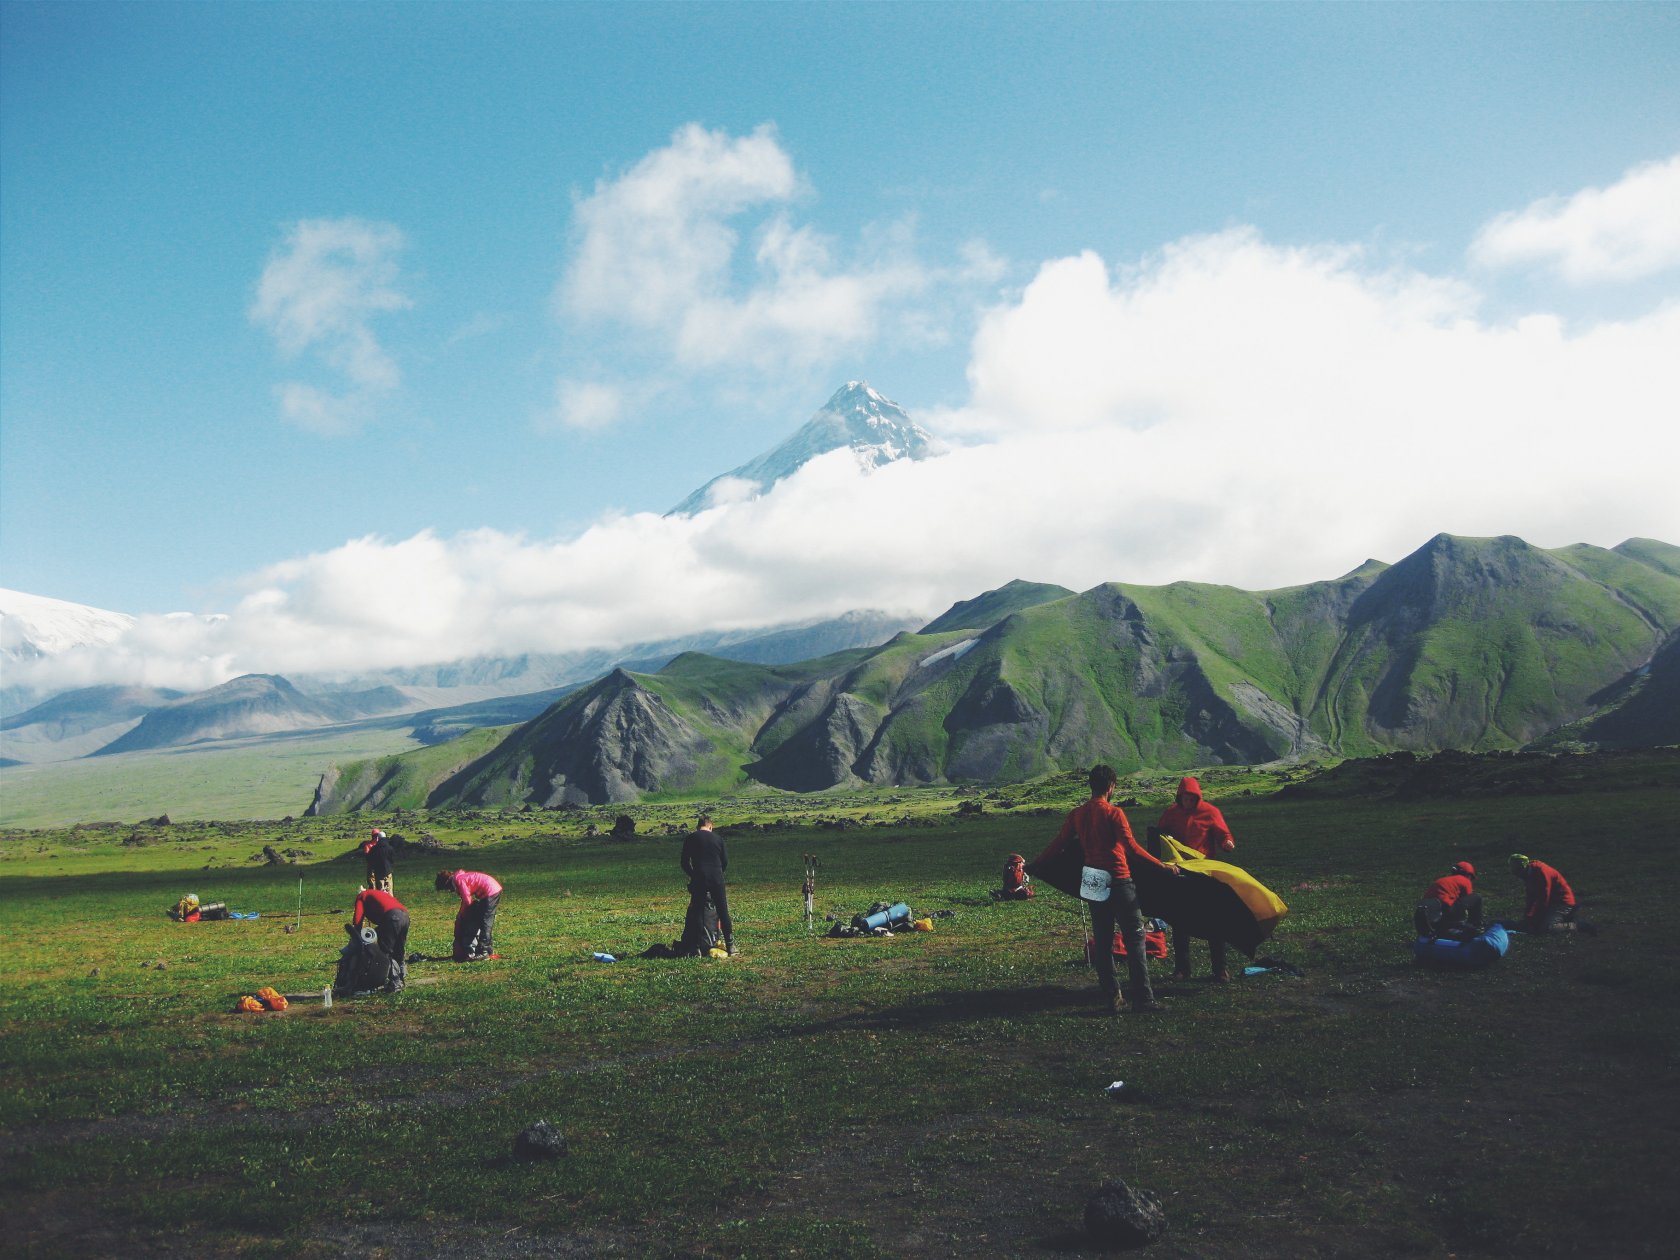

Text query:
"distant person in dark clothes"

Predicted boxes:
[[437, 869, 503, 960], [361, 828, 394, 893], [681, 814, 735, 955], [1510, 854, 1596, 935], [1035, 764, 1179, 1014], [352, 887, 409, 991], [1414, 861, 1483, 939], [1150, 776, 1236, 982]]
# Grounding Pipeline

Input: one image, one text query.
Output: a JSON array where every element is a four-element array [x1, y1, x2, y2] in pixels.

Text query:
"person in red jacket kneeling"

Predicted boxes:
[[1414, 861, 1483, 939], [1510, 854, 1596, 935], [1151, 776, 1236, 982]]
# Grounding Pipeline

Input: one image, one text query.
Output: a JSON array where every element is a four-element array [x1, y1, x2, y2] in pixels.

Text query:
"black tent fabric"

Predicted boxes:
[[1027, 848, 1269, 958]]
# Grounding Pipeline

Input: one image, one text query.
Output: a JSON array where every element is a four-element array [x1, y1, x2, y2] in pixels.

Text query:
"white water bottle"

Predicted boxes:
[[322, 986, 332, 1009]]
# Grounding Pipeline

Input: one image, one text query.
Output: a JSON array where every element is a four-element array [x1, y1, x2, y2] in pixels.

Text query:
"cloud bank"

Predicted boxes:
[[250, 217, 412, 435], [16, 154, 1680, 697]]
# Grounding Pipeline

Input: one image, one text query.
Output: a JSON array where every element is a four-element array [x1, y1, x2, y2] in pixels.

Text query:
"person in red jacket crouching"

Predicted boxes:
[[1510, 854, 1596, 935], [351, 887, 409, 992], [1150, 776, 1236, 982], [1413, 861, 1484, 939], [1035, 764, 1180, 1015]]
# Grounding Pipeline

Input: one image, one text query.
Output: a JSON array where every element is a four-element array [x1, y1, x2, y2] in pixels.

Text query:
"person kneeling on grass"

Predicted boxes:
[[352, 887, 410, 991], [1509, 854, 1596, 935], [1414, 861, 1483, 939], [437, 869, 502, 960], [1034, 764, 1180, 1015]]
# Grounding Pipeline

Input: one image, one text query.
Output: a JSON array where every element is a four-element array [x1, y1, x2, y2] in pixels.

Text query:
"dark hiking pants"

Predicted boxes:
[[1172, 925, 1227, 976], [1089, 879, 1153, 1006], [455, 894, 499, 959], [377, 908, 409, 988], [688, 871, 733, 949]]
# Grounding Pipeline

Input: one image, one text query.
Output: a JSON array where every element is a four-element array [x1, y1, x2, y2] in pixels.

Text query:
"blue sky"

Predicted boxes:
[[2, 2, 1678, 690]]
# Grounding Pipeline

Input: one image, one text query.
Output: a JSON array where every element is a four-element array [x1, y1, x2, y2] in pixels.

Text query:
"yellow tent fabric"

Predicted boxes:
[[1159, 833, 1289, 936]]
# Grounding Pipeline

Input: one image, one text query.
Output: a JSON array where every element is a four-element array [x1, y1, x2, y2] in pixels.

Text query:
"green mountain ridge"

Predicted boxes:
[[309, 535, 1680, 812]]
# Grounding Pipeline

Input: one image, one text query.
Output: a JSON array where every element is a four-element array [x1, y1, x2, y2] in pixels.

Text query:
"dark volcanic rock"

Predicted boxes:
[[512, 1120, 568, 1161], [1084, 1178, 1167, 1250]]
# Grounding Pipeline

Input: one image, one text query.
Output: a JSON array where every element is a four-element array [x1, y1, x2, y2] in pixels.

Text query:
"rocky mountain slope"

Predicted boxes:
[[309, 534, 1680, 811], [92, 675, 415, 756]]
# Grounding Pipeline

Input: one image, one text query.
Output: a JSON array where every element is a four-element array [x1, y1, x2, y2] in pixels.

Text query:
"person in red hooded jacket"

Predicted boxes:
[[1413, 861, 1483, 939], [1034, 764, 1180, 1014], [1150, 776, 1237, 982]]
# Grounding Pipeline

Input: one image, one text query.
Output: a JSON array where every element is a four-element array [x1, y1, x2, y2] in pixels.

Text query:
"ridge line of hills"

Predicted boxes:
[[309, 532, 1680, 813]]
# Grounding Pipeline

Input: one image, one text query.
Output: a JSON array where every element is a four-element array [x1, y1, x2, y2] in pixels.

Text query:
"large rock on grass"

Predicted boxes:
[[512, 1120, 568, 1161], [1084, 1178, 1167, 1249]]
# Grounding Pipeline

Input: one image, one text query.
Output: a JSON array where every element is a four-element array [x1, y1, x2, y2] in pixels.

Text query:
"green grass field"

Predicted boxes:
[[3, 754, 1678, 1257]]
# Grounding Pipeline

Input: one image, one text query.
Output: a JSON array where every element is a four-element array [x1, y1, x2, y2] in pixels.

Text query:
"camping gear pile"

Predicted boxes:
[[826, 901, 941, 937], [236, 986, 288, 1013], [168, 894, 242, 922]]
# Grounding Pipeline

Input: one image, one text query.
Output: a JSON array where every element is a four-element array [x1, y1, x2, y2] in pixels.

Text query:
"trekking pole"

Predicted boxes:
[[1079, 899, 1092, 970], [296, 877, 303, 933], [802, 854, 818, 934]]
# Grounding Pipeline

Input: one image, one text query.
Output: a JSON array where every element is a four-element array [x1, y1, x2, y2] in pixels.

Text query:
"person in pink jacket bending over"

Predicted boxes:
[[436, 869, 503, 961]]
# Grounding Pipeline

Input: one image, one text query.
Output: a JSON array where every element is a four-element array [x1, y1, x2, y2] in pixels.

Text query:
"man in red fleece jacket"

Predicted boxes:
[[1414, 861, 1483, 939], [1510, 854, 1595, 934], [1035, 764, 1179, 1014], [1151, 776, 1236, 982]]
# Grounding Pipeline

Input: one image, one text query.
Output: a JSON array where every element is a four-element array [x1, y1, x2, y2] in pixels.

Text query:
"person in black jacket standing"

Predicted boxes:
[[680, 814, 735, 956]]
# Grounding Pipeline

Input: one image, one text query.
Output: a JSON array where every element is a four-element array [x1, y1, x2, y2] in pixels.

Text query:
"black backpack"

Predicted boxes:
[[335, 925, 395, 995]]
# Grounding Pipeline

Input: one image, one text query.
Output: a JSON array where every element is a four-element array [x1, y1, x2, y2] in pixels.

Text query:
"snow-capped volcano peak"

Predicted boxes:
[[669, 381, 938, 516], [0, 588, 135, 659]]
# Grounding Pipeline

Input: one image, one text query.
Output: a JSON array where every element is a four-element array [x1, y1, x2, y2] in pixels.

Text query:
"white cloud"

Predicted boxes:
[[24, 183, 1680, 695], [1470, 154, 1680, 283], [250, 217, 411, 432], [557, 123, 932, 375], [545, 379, 627, 433]]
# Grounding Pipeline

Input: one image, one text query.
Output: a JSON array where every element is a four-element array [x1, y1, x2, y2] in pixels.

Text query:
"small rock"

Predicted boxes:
[[512, 1121, 568, 1161], [87, 967, 101, 978], [153, 961, 169, 971], [284, 924, 298, 934], [1084, 1178, 1167, 1250]]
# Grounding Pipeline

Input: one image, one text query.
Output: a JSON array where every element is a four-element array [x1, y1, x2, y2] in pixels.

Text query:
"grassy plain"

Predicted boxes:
[[3, 754, 1678, 1258], [0, 723, 426, 829]]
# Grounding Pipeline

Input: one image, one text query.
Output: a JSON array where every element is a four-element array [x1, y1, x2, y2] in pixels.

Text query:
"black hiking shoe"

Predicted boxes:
[[1127, 999, 1167, 1014]]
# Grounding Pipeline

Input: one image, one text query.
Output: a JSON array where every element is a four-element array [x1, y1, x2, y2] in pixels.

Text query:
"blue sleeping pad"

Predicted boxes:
[[1412, 922, 1509, 968]]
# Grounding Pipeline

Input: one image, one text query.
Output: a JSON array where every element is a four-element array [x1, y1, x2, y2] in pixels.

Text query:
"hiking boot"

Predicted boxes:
[[1212, 969, 1232, 984], [1128, 999, 1167, 1014], [726, 940, 738, 956], [1169, 970, 1192, 983]]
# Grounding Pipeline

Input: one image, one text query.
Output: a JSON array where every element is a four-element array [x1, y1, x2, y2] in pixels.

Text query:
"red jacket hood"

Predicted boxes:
[[1177, 776, 1202, 802]]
